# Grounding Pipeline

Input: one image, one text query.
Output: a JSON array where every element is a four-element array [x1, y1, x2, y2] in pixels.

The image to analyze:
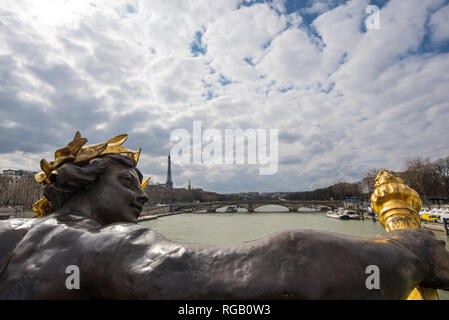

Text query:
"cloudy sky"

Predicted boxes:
[[0, 0, 448, 193]]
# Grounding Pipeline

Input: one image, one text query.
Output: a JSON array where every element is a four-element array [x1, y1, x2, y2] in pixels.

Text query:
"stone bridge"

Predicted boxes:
[[165, 200, 345, 213]]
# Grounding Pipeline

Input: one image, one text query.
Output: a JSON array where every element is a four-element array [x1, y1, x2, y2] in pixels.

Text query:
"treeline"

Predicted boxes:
[[285, 156, 449, 204], [284, 182, 363, 201], [145, 185, 221, 205], [363, 156, 449, 204]]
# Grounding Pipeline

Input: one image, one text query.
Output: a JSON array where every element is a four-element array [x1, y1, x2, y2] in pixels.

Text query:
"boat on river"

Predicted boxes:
[[346, 209, 361, 220], [225, 205, 238, 213], [326, 208, 350, 220]]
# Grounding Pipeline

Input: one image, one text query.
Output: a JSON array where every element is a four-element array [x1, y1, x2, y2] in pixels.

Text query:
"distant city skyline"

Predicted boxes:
[[1, 0, 448, 193]]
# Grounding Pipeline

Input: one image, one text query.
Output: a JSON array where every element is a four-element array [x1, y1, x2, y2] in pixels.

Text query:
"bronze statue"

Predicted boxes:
[[1, 132, 448, 299]]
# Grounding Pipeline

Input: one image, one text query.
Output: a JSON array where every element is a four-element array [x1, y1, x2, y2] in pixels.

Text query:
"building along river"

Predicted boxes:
[[140, 205, 449, 300]]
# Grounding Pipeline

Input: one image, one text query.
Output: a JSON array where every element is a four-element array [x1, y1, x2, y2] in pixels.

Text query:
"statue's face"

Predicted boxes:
[[90, 161, 149, 224]]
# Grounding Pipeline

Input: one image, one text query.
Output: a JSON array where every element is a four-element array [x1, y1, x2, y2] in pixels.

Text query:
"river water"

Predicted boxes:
[[140, 205, 449, 299]]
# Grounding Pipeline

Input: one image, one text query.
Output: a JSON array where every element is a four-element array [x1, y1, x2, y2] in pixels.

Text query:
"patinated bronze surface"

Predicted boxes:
[[1, 155, 449, 299]]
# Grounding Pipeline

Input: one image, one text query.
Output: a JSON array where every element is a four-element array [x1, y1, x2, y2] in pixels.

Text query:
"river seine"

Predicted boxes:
[[140, 205, 449, 299]]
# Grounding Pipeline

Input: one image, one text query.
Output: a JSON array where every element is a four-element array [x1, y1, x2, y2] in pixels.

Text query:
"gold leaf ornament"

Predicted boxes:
[[32, 197, 54, 218], [34, 172, 46, 183], [100, 134, 141, 162], [141, 176, 151, 190], [74, 142, 108, 164], [53, 131, 88, 167]]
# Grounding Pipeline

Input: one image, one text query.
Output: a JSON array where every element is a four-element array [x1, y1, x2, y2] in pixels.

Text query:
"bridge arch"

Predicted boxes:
[[252, 204, 290, 212], [166, 200, 344, 213], [215, 206, 248, 213]]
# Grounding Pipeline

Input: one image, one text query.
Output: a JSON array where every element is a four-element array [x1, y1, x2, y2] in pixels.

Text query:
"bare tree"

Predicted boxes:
[[401, 157, 434, 208], [433, 156, 449, 199], [361, 168, 388, 195]]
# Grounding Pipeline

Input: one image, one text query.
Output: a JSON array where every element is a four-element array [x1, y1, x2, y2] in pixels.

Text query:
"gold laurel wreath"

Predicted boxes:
[[33, 131, 150, 218]]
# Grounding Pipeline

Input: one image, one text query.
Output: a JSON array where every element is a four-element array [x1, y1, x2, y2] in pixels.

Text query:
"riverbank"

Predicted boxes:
[[422, 223, 446, 233], [0, 207, 185, 222], [138, 211, 184, 222]]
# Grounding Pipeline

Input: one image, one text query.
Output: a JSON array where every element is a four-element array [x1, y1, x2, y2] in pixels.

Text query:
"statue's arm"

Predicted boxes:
[[79, 224, 183, 299], [0, 219, 33, 268], [80, 226, 439, 300], [82, 224, 265, 299], [86, 228, 393, 299]]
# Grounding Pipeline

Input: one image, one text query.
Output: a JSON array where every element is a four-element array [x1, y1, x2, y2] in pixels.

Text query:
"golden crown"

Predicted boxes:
[[33, 131, 150, 218], [34, 131, 142, 184]]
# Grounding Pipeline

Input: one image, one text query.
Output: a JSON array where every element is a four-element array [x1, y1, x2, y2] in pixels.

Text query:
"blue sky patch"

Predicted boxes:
[[320, 82, 335, 94], [244, 57, 255, 66], [219, 74, 232, 86], [191, 30, 207, 56], [278, 85, 293, 93], [126, 4, 136, 13]]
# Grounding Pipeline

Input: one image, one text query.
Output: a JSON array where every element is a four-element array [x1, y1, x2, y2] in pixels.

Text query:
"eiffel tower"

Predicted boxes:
[[165, 154, 173, 189]]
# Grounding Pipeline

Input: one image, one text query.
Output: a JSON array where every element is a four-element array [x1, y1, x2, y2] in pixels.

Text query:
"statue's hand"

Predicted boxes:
[[392, 229, 449, 291]]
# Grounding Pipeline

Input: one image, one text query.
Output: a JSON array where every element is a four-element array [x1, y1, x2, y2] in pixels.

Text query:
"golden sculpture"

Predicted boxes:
[[33, 131, 147, 218], [371, 170, 439, 300], [141, 177, 151, 191]]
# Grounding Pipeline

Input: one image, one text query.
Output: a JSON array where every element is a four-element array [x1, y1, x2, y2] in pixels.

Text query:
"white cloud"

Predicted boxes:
[[256, 27, 323, 87], [204, 4, 289, 82], [1, 0, 449, 193], [313, 0, 368, 75]]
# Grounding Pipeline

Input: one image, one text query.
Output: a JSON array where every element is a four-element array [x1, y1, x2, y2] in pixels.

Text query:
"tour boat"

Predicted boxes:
[[346, 209, 361, 220], [326, 208, 350, 220], [225, 206, 238, 213]]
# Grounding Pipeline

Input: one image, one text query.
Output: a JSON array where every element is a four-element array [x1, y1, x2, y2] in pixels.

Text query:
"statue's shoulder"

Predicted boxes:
[[98, 221, 167, 242], [0, 217, 37, 241], [1, 214, 166, 262], [0, 218, 38, 267], [49, 213, 165, 245], [2, 213, 156, 237], [0, 217, 36, 232]]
